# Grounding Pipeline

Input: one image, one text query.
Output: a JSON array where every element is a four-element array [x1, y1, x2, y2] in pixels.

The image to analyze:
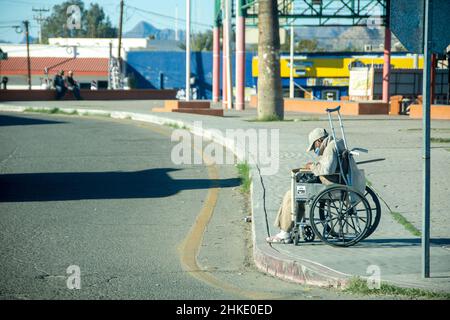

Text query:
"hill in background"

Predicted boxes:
[[124, 21, 185, 41]]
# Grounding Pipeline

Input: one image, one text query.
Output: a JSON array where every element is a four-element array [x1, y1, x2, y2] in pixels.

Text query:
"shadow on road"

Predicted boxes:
[[0, 168, 240, 202], [357, 238, 450, 248], [0, 114, 66, 127], [298, 238, 450, 248]]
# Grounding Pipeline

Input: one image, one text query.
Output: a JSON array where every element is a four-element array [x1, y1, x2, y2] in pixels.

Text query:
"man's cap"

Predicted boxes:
[[306, 128, 328, 152]]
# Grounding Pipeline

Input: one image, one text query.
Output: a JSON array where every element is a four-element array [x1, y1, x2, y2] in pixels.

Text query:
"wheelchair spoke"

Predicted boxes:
[[323, 218, 339, 240], [338, 218, 346, 244], [345, 214, 360, 234], [328, 200, 341, 213], [343, 198, 364, 215]]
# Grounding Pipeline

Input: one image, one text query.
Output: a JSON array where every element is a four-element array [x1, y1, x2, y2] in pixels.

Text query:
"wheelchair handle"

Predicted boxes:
[[326, 106, 341, 113]]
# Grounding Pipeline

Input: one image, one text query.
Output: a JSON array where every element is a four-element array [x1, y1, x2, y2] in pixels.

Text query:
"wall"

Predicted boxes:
[[409, 104, 450, 120], [3, 75, 108, 90], [126, 51, 256, 100], [373, 69, 449, 101], [0, 89, 177, 101], [248, 96, 389, 115]]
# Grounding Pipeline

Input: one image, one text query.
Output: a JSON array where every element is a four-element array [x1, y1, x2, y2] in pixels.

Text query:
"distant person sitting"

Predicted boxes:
[[66, 70, 82, 100], [2, 76, 8, 90], [90, 80, 98, 90], [54, 70, 66, 100]]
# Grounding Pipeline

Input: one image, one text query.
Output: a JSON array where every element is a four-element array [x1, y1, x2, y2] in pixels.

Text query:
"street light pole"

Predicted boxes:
[[186, 0, 191, 101], [24, 20, 31, 90], [235, 0, 245, 110], [118, 0, 124, 79], [289, 2, 295, 99], [225, 0, 232, 109]]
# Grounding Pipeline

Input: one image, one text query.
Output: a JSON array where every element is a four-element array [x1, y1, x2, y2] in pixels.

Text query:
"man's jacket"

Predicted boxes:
[[53, 75, 65, 88], [310, 136, 366, 194]]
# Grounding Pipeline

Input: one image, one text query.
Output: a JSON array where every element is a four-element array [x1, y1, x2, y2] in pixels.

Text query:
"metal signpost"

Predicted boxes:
[[391, 0, 450, 278], [422, 0, 432, 279]]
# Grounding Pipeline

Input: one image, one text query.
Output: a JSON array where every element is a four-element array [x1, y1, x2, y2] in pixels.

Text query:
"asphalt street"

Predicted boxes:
[[0, 112, 367, 300]]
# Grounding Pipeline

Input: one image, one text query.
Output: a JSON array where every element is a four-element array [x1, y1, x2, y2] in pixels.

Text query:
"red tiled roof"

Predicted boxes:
[[0, 57, 108, 76]]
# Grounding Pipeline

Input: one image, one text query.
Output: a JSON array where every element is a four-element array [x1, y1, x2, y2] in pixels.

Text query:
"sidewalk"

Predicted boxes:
[[1, 100, 449, 294]]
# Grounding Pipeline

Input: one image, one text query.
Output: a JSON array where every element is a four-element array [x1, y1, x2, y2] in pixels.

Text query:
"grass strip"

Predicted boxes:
[[164, 122, 187, 130], [236, 162, 251, 194], [430, 137, 450, 143], [344, 277, 450, 299], [390, 211, 421, 237], [24, 107, 78, 115]]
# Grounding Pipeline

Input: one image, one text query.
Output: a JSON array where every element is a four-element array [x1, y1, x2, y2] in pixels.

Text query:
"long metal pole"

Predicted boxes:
[[108, 42, 112, 89], [235, 0, 245, 110], [213, 26, 220, 102], [175, 5, 179, 41], [213, 0, 221, 102], [24, 20, 31, 90], [422, 0, 432, 279], [225, 0, 233, 109], [118, 0, 124, 75], [382, 0, 391, 104], [289, 3, 295, 98], [430, 53, 436, 104], [186, 0, 191, 101], [447, 53, 450, 105], [222, 0, 228, 109]]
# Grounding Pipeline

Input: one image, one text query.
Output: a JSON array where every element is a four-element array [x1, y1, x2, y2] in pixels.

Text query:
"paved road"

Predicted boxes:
[[0, 112, 368, 300]]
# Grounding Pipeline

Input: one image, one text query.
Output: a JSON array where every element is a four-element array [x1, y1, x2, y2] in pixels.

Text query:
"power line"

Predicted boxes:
[[32, 7, 50, 44]]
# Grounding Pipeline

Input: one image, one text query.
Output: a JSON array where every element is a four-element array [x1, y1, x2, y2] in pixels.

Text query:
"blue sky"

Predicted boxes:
[[0, 0, 214, 43]]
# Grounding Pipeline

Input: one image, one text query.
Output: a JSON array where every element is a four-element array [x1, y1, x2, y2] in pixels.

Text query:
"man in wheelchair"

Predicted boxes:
[[266, 127, 346, 244]]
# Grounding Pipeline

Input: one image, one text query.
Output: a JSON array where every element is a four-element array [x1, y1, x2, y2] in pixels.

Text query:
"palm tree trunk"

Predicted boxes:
[[257, 0, 283, 120]]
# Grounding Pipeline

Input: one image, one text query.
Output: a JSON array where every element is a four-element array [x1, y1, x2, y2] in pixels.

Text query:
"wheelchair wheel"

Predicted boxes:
[[302, 225, 315, 242], [363, 186, 381, 239], [310, 185, 371, 247], [293, 230, 300, 246]]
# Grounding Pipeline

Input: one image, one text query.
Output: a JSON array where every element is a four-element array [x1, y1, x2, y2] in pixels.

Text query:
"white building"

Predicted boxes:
[[0, 38, 149, 89]]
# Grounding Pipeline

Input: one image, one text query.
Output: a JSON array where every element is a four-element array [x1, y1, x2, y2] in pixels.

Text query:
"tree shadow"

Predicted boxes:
[[0, 114, 66, 127], [0, 168, 240, 202]]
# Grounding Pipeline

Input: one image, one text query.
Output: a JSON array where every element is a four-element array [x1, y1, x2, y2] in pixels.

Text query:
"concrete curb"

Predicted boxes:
[[0, 103, 353, 289]]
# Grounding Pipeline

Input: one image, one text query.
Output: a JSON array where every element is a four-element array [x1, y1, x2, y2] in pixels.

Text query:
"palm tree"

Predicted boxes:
[[257, 0, 283, 120]]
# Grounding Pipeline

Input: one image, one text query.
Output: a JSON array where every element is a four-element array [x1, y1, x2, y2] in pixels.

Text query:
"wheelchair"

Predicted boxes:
[[290, 106, 381, 247]]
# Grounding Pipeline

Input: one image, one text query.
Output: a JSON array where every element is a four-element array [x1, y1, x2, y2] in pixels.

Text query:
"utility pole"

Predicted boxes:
[[225, 0, 232, 109], [222, 0, 228, 109], [382, 0, 391, 104], [289, 1, 295, 99], [108, 41, 112, 89], [186, 0, 191, 101], [447, 52, 450, 105], [175, 4, 179, 41], [24, 20, 32, 90], [32, 7, 49, 44], [212, 0, 221, 102], [117, 0, 124, 79], [235, 0, 245, 110]]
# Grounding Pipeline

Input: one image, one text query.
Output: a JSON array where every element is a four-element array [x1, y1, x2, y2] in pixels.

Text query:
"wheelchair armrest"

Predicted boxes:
[[350, 147, 368, 156]]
